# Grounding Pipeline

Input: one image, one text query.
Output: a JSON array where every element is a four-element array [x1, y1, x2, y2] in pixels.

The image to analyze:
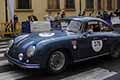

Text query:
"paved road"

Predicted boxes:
[[0, 52, 120, 80]]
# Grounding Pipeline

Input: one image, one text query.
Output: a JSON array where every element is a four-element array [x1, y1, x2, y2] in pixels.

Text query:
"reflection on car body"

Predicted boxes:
[[5, 16, 120, 74]]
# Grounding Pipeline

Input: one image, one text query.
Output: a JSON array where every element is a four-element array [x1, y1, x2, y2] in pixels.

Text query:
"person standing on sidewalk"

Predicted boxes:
[[28, 14, 38, 22], [43, 12, 54, 21], [14, 14, 19, 31], [54, 12, 61, 21], [96, 11, 102, 19], [54, 12, 61, 30], [60, 9, 66, 18], [43, 12, 54, 28]]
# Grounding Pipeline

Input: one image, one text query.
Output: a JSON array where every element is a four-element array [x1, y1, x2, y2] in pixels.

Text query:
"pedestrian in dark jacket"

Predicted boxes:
[[60, 10, 66, 18], [102, 11, 111, 24], [13, 14, 19, 32], [107, 12, 113, 25], [82, 10, 86, 16], [114, 9, 120, 16]]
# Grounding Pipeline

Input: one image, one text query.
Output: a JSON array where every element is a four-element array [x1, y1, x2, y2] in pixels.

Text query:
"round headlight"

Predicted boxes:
[[8, 40, 14, 47], [27, 46, 35, 58], [18, 53, 24, 61]]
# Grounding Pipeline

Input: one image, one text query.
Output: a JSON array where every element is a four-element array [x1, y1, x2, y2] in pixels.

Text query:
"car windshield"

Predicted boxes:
[[66, 21, 82, 32]]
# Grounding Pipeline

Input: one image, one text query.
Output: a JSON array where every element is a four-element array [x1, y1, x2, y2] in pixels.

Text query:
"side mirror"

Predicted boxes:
[[82, 31, 92, 38], [87, 30, 93, 34]]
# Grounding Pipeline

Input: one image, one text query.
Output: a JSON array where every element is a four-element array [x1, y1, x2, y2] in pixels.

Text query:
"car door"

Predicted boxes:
[[77, 20, 105, 59], [97, 21, 114, 53], [76, 21, 96, 59], [84, 20, 112, 56]]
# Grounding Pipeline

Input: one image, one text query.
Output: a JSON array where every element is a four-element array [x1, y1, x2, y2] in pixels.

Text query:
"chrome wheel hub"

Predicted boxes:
[[49, 51, 65, 71]]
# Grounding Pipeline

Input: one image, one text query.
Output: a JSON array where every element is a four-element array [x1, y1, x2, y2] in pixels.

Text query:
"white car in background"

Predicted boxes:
[[111, 17, 120, 32]]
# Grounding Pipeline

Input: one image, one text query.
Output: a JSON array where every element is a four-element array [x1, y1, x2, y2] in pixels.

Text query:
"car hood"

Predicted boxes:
[[14, 31, 76, 48]]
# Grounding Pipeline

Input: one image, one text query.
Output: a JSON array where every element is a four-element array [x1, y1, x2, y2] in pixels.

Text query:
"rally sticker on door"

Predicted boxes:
[[92, 40, 103, 52]]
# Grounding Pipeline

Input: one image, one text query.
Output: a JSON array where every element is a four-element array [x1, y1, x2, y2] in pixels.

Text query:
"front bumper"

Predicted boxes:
[[5, 53, 40, 69]]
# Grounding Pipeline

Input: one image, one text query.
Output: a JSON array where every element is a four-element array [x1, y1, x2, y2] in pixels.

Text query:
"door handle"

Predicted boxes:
[[102, 38, 108, 41], [93, 37, 99, 40], [93, 37, 108, 40]]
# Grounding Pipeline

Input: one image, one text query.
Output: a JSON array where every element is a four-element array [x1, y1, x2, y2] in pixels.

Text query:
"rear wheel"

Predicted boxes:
[[47, 51, 68, 74], [111, 46, 120, 58]]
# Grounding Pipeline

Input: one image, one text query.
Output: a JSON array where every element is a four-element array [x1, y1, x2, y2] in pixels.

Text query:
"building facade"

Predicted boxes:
[[0, 0, 120, 22], [0, 0, 6, 22]]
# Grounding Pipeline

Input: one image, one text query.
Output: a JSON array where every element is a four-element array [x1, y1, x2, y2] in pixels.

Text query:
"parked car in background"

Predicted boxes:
[[112, 24, 120, 32], [111, 17, 120, 32], [5, 16, 120, 74]]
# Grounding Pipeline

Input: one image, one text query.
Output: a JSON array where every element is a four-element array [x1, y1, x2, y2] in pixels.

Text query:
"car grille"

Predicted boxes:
[[8, 45, 20, 60]]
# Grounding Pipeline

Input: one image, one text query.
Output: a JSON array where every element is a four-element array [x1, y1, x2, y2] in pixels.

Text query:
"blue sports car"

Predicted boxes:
[[5, 16, 120, 73]]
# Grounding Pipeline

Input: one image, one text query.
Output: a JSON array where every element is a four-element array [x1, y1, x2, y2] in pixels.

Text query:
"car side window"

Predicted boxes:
[[85, 21, 100, 32], [99, 22, 113, 32]]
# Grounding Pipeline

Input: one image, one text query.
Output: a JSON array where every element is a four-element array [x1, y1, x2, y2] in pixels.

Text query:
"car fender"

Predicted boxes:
[[35, 39, 73, 67]]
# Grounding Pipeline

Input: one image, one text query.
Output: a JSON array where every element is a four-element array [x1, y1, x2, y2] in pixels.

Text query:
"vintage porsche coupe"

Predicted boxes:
[[5, 16, 120, 73]]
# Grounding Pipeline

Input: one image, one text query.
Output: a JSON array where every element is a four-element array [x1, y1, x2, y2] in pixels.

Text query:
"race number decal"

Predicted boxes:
[[92, 40, 103, 52]]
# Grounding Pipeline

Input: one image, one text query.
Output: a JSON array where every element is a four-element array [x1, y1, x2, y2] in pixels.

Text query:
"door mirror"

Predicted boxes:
[[82, 31, 93, 38], [87, 30, 93, 34]]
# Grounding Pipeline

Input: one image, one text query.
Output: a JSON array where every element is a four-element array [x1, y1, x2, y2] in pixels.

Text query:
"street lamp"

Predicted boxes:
[[5, 0, 8, 22]]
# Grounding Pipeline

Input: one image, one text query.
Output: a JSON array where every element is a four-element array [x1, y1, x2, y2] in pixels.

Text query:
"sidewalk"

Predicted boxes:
[[0, 38, 11, 57]]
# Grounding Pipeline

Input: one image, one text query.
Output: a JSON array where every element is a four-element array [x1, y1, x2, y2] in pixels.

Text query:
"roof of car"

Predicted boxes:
[[62, 16, 84, 20], [63, 16, 111, 26], [63, 16, 104, 22], [72, 16, 104, 22]]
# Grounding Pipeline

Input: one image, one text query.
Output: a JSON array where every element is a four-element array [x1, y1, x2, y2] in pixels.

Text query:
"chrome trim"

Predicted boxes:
[[16, 38, 28, 47], [74, 53, 109, 63], [5, 53, 40, 69]]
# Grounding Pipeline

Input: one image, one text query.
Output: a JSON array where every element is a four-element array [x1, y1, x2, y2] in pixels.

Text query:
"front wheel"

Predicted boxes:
[[47, 51, 68, 74]]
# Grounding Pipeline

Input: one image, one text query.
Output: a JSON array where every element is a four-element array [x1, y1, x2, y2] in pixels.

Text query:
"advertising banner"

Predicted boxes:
[[7, 0, 14, 22]]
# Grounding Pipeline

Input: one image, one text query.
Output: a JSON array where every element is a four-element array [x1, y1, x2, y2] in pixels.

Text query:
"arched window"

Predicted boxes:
[[48, 0, 60, 9], [65, 0, 75, 9], [17, 0, 32, 9]]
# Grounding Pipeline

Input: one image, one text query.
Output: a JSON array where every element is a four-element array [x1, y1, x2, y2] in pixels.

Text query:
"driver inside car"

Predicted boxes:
[[87, 25, 93, 32]]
